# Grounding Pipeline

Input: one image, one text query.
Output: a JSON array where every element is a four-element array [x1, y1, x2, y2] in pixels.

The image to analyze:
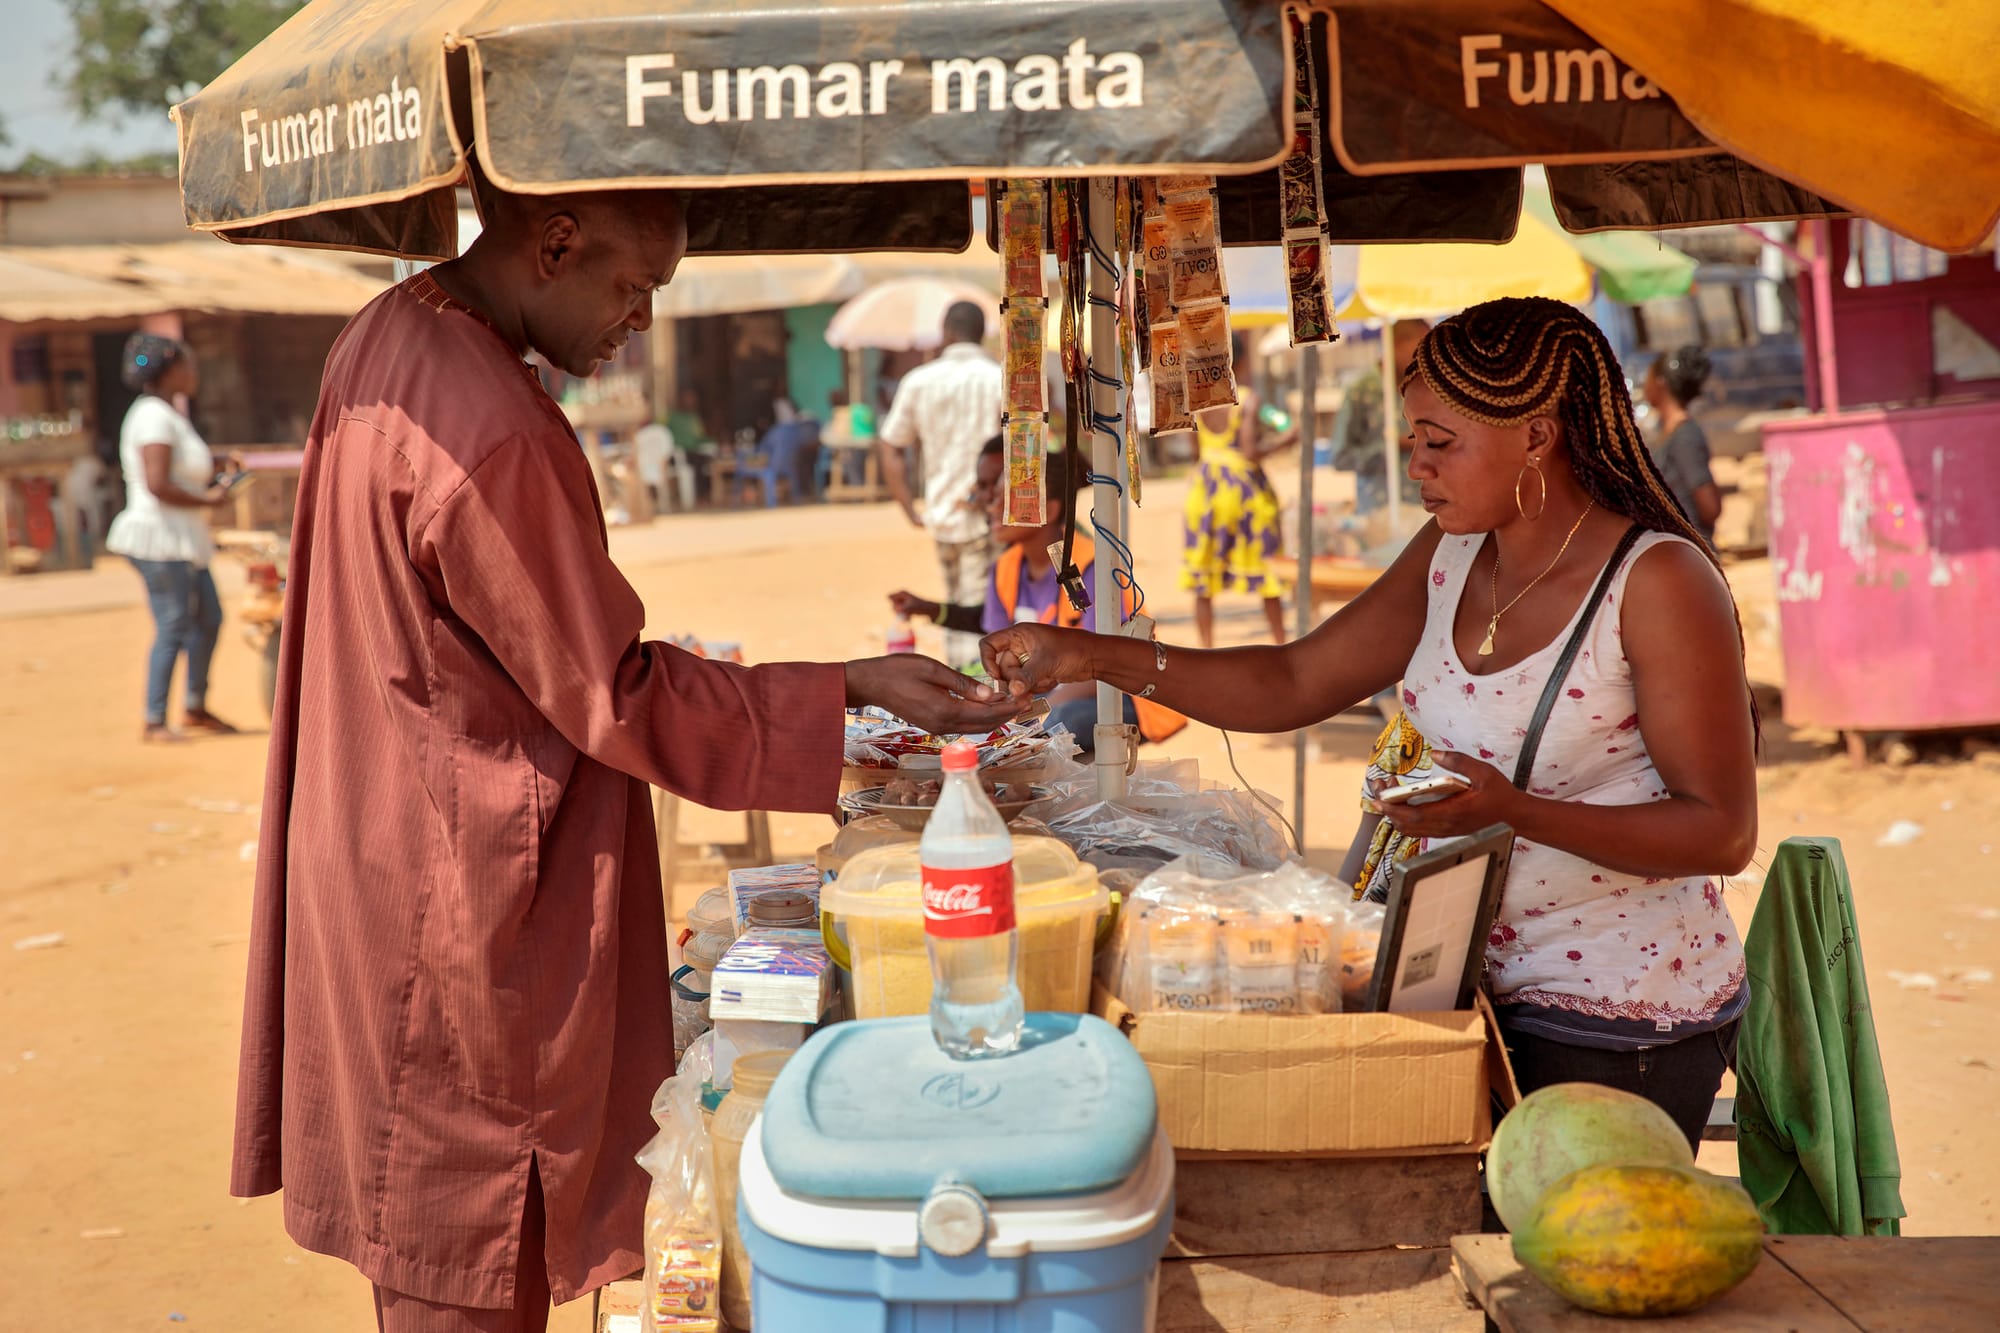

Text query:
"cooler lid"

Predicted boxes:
[[759, 1013, 1156, 1202]]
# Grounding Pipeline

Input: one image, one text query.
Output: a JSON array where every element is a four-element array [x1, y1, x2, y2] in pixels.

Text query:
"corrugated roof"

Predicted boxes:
[[0, 238, 390, 323]]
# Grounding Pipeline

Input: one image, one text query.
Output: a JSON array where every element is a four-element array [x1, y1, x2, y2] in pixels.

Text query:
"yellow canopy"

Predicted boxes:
[[1349, 208, 1592, 320], [1546, 0, 2000, 253]]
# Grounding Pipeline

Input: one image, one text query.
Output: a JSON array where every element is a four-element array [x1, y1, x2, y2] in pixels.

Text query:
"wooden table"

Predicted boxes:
[[1267, 554, 1385, 619], [1453, 1233, 2000, 1332]]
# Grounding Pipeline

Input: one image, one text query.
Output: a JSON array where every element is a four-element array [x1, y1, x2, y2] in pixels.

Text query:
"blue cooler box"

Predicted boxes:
[[737, 1012, 1173, 1331]]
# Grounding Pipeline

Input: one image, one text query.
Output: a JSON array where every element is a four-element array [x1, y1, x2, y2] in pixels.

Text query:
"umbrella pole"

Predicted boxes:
[[1290, 342, 1320, 852], [1086, 178, 1130, 803], [1381, 322, 1402, 539]]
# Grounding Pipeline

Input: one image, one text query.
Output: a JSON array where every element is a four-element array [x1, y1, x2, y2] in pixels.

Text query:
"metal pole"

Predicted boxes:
[[1380, 321, 1402, 538], [1086, 179, 1130, 802], [1290, 342, 1320, 852], [1809, 219, 1841, 415]]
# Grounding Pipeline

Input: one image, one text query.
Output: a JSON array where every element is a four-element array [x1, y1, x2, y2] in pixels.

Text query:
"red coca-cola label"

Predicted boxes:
[[921, 861, 1016, 939]]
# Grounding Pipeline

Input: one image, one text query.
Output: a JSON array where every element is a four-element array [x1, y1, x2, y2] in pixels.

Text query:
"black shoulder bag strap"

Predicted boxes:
[[1511, 525, 1645, 790]]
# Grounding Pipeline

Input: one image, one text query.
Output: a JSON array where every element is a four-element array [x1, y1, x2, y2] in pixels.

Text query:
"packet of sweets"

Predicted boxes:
[[1003, 302, 1046, 413], [1280, 127, 1323, 231], [1164, 196, 1225, 309], [1223, 912, 1301, 1014], [1294, 910, 1343, 1015], [1286, 234, 1333, 346], [1178, 304, 1237, 412], [1147, 910, 1219, 1011], [1002, 416, 1047, 528], [1141, 217, 1173, 327], [1150, 324, 1194, 435], [1000, 180, 1046, 299], [1158, 174, 1216, 199], [1289, 9, 1318, 114]]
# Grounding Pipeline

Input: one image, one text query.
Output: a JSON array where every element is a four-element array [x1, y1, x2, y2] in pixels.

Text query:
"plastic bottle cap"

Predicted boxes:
[[941, 741, 980, 773], [918, 1181, 989, 1258]]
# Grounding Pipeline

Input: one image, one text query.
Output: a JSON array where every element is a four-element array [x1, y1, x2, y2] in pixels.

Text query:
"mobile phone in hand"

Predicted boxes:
[[1377, 771, 1472, 806], [218, 469, 255, 494]]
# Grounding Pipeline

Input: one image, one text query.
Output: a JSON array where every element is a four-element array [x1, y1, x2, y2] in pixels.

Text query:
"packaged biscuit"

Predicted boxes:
[[1164, 196, 1226, 309], [1294, 912, 1342, 1015], [1002, 415, 1047, 528], [1003, 301, 1046, 414], [1000, 179, 1046, 299], [1146, 910, 1220, 1012], [1178, 304, 1237, 413], [1222, 912, 1301, 1014]]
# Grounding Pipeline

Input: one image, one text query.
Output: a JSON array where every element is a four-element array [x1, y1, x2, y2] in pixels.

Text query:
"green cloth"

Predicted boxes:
[[1736, 837, 1905, 1236]]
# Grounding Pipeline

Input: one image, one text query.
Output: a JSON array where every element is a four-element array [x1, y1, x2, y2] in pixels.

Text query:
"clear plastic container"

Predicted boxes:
[[822, 836, 1108, 1020], [712, 1049, 792, 1330], [672, 928, 737, 1059], [817, 815, 921, 877], [746, 891, 818, 930], [684, 886, 737, 941]]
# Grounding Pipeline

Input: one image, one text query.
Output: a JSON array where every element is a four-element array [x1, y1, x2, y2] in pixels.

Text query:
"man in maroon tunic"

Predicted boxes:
[[232, 184, 1018, 1331]]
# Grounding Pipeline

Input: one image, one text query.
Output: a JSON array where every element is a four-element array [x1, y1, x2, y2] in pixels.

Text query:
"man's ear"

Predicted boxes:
[[537, 212, 582, 280]]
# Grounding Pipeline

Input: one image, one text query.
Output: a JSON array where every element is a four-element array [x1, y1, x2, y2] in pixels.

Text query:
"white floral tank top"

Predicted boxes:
[[1402, 530, 1745, 1034]]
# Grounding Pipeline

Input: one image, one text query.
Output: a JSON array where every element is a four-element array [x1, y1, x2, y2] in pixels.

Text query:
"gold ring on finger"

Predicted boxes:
[[1016, 650, 1032, 667]]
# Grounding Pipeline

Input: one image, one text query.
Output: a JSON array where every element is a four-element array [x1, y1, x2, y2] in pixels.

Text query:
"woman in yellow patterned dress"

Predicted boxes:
[[1181, 336, 1295, 646]]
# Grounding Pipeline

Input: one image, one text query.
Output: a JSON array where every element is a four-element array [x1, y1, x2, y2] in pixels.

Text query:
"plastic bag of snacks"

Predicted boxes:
[[1102, 857, 1354, 1016], [636, 1035, 722, 1331], [1028, 761, 1292, 874]]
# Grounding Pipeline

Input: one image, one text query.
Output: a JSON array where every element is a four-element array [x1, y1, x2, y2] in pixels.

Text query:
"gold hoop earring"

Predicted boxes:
[[1515, 462, 1548, 520]]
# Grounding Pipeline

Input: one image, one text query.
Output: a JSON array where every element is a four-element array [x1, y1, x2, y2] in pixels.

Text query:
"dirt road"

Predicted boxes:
[[3, 476, 1994, 1330]]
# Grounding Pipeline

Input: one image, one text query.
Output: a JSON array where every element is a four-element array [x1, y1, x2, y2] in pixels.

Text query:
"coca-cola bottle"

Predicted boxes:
[[886, 615, 917, 654], [920, 741, 1024, 1058]]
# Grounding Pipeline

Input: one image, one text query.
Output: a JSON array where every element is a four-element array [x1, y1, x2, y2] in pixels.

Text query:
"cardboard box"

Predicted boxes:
[[590, 1279, 642, 1333], [1094, 986, 1514, 1155]]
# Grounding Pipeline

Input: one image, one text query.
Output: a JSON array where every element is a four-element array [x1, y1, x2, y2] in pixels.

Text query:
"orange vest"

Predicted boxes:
[[992, 536, 1189, 745]]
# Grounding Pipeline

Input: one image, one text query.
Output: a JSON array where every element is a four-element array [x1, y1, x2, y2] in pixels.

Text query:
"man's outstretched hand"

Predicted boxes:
[[845, 655, 1027, 736]]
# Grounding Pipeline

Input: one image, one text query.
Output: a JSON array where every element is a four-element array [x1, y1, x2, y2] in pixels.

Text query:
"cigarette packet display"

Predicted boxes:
[[727, 863, 821, 930]]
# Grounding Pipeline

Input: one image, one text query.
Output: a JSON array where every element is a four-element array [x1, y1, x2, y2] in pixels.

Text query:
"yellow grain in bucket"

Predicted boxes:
[[822, 836, 1111, 1018]]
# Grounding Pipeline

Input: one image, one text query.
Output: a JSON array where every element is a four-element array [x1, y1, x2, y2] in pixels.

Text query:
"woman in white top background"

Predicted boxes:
[[103, 334, 240, 742], [981, 298, 1758, 1146]]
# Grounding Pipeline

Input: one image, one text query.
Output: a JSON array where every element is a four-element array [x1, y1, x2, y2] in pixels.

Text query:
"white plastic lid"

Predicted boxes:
[[739, 1116, 1173, 1259]]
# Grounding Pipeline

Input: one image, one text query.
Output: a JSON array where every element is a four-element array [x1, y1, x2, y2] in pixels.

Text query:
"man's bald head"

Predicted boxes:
[[461, 178, 688, 377]]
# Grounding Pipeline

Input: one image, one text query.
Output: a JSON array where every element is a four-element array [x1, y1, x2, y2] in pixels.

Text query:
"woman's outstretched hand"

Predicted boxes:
[[979, 624, 1097, 700]]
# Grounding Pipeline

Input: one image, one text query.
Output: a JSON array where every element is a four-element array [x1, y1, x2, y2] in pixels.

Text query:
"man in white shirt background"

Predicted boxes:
[[878, 301, 1003, 666]]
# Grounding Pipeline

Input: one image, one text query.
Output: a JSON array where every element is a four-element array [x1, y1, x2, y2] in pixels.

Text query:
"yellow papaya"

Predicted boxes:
[[1487, 1082, 1694, 1233], [1513, 1164, 1765, 1317]]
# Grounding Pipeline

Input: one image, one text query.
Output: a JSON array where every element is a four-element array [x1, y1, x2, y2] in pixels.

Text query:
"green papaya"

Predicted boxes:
[[1487, 1082, 1694, 1233]]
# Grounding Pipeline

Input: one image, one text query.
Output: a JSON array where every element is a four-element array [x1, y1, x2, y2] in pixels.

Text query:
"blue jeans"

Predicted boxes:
[[1048, 694, 1141, 757], [130, 558, 221, 725]]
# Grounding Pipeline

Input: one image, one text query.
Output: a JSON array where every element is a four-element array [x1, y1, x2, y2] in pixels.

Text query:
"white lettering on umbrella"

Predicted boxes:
[[236, 76, 420, 173], [626, 53, 676, 127], [1459, 33, 1662, 110]]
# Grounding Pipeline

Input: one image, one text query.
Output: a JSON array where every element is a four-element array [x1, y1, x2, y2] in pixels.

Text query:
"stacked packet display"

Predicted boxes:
[[1144, 175, 1236, 435], [709, 927, 835, 1025], [998, 179, 1050, 527], [726, 862, 821, 931], [1280, 11, 1336, 346]]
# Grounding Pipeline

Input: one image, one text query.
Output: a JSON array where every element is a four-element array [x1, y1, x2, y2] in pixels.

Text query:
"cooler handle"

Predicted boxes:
[[669, 964, 709, 1003]]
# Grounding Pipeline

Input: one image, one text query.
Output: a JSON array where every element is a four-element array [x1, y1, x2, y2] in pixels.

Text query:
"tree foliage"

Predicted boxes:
[[62, 0, 302, 120]]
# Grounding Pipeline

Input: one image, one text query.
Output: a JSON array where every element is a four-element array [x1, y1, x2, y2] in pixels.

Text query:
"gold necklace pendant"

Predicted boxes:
[[1482, 501, 1596, 660], [1478, 617, 1499, 657]]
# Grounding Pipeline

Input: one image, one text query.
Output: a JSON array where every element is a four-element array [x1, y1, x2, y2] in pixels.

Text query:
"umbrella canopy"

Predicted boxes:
[[171, 0, 1291, 260], [1352, 208, 1593, 320], [1546, 0, 2000, 253], [824, 277, 1002, 352]]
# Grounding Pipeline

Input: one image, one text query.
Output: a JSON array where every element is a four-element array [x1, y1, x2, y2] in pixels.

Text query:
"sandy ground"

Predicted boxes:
[[3, 465, 1996, 1330]]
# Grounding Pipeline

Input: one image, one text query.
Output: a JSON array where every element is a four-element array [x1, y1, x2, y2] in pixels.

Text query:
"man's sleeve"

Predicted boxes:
[[421, 432, 845, 814], [879, 379, 919, 449]]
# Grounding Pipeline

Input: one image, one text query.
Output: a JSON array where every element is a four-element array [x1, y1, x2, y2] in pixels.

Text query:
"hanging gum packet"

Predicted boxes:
[[1150, 324, 1193, 435], [1003, 302, 1046, 413], [1002, 416, 1047, 528], [1000, 180, 1046, 299], [1286, 234, 1333, 346], [1146, 911, 1219, 1012], [1142, 217, 1173, 327]]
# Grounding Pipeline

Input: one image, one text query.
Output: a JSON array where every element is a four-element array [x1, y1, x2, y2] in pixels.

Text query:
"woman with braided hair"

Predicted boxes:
[[983, 297, 1757, 1144]]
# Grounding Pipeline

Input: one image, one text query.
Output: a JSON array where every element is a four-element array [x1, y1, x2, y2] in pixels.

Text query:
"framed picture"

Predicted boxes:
[[1365, 824, 1516, 1013]]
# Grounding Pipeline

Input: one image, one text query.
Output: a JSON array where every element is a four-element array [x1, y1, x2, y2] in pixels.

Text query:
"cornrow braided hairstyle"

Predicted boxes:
[[1403, 296, 1759, 743]]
